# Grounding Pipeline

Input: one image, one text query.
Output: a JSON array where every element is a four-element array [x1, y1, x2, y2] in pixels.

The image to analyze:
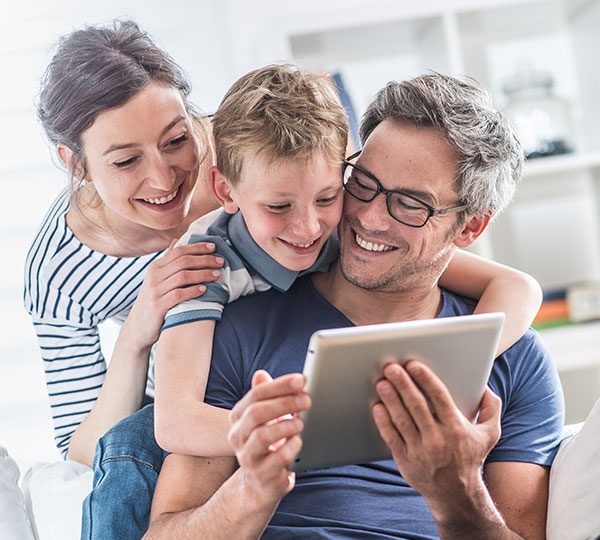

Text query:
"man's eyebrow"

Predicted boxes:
[[397, 188, 436, 206], [102, 115, 186, 156], [357, 161, 437, 205]]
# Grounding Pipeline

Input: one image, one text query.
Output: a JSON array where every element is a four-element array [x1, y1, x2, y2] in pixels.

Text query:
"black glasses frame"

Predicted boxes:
[[342, 150, 467, 228]]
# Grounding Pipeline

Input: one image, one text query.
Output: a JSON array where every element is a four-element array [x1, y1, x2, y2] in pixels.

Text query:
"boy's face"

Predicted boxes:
[[227, 151, 343, 271]]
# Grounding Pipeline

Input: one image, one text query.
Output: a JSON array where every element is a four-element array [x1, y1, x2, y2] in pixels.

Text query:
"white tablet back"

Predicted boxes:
[[292, 312, 505, 472]]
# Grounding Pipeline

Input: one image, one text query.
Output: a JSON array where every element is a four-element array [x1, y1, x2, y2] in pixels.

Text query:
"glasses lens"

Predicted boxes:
[[343, 164, 378, 201], [389, 193, 430, 227]]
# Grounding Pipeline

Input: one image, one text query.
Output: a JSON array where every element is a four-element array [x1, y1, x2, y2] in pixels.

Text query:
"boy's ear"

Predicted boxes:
[[452, 213, 492, 248], [57, 144, 85, 180], [210, 166, 239, 214]]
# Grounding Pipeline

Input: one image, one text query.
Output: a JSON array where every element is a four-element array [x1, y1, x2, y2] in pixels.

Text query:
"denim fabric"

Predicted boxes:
[[81, 404, 164, 540]]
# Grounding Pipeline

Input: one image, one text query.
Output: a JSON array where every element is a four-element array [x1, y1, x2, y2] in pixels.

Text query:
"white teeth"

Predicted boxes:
[[355, 233, 394, 252], [142, 188, 178, 205], [289, 240, 316, 248]]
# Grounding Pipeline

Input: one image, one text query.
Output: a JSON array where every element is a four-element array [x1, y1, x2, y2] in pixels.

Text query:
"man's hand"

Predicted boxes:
[[372, 360, 501, 516], [228, 370, 310, 504]]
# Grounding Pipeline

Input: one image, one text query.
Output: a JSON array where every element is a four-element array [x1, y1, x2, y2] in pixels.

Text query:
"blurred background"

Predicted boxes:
[[2, 0, 600, 474]]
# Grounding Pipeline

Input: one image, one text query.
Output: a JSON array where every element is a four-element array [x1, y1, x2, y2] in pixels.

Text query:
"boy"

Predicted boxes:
[[153, 64, 541, 456]]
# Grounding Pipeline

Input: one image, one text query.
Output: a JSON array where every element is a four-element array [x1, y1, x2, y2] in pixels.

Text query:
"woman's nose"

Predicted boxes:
[[145, 152, 176, 191]]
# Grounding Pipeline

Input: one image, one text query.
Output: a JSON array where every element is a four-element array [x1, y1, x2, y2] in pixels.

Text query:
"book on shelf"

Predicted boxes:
[[533, 283, 600, 330]]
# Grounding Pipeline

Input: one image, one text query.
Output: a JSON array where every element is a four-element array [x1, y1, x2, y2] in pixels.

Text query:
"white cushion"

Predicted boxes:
[[547, 397, 600, 540], [0, 446, 35, 540], [21, 460, 92, 540]]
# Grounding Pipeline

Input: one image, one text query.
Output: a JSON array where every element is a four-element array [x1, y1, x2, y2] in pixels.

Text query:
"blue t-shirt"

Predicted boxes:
[[205, 277, 564, 539]]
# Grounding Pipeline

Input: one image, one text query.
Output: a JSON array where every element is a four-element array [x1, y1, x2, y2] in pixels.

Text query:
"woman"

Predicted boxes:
[[24, 20, 223, 468]]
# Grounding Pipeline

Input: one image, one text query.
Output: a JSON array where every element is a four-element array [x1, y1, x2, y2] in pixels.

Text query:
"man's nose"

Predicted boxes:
[[354, 192, 391, 231]]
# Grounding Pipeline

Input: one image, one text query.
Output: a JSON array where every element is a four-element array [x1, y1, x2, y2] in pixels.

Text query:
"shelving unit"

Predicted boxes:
[[247, 0, 600, 422]]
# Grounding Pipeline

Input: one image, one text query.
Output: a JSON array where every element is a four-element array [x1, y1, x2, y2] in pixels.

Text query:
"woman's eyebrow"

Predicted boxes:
[[102, 115, 186, 156]]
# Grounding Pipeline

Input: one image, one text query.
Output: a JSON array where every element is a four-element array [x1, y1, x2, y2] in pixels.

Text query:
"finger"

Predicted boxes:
[[228, 371, 273, 427], [168, 239, 178, 251], [252, 370, 273, 387], [161, 284, 208, 308], [164, 253, 225, 274], [161, 268, 222, 293], [403, 361, 459, 424], [173, 241, 217, 255], [477, 387, 502, 443], [374, 377, 419, 444], [159, 241, 220, 267], [230, 373, 305, 424], [382, 362, 437, 431], [238, 417, 303, 466], [252, 434, 303, 481], [229, 393, 311, 448], [372, 402, 406, 455]]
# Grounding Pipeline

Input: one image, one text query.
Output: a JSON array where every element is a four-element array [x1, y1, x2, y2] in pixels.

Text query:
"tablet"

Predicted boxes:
[[292, 312, 505, 472]]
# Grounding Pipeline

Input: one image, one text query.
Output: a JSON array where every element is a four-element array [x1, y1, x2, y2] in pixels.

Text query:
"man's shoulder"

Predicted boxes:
[[439, 289, 478, 317], [440, 289, 546, 358]]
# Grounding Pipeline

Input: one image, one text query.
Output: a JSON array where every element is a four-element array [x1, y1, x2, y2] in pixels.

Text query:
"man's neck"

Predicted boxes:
[[312, 263, 444, 326]]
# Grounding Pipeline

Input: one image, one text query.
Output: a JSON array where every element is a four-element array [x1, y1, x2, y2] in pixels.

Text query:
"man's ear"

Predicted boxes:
[[57, 144, 85, 180], [452, 213, 492, 248], [209, 166, 239, 214]]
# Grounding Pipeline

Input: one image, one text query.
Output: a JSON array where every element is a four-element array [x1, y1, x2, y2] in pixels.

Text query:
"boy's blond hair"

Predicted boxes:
[[212, 63, 348, 184]]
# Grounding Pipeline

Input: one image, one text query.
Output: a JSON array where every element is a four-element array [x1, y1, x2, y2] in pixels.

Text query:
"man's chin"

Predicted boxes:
[[339, 261, 394, 292]]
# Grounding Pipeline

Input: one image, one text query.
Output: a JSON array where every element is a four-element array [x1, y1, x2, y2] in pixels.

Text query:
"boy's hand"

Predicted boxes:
[[228, 370, 310, 504], [125, 240, 224, 351], [372, 361, 501, 511]]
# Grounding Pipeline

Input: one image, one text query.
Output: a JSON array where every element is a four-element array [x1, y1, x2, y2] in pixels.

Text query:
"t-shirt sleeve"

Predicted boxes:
[[203, 314, 247, 411], [486, 330, 565, 467], [161, 230, 261, 331], [25, 281, 106, 458]]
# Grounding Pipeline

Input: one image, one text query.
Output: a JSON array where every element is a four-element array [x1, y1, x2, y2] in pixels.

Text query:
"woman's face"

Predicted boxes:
[[79, 82, 200, 232]]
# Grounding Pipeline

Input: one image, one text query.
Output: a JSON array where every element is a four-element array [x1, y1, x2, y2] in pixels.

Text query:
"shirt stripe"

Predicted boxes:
[[23, 189, 162, 457]]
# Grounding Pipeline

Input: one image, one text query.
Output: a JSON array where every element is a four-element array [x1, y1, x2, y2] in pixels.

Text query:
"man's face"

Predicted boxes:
[[338, 118, 465, 292]]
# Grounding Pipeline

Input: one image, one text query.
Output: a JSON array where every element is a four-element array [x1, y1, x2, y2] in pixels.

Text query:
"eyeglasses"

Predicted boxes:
[[342, 151, 467, 228]]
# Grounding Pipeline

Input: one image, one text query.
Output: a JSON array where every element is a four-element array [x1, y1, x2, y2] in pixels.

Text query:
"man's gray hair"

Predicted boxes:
[[360, 73, 523, 218]]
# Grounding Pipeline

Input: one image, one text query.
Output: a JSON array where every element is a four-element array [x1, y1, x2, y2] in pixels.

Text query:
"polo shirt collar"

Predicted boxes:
[[228, 211, 336, 292]]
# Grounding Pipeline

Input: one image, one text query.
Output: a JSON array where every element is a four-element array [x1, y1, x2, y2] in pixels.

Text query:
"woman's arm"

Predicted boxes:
[[154, 321, 231, 456], [59, 242, 224, 466], [439, 249, 542, 355]]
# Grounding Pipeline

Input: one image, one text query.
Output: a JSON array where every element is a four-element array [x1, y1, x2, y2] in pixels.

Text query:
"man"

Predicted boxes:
[[144, 73, 564, 539]]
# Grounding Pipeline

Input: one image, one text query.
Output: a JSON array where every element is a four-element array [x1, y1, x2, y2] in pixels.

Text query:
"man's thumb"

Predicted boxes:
[[252, 369, 273, 387]]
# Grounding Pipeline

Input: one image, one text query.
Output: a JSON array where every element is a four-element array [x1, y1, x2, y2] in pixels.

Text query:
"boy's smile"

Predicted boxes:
[[219, 150, 343, 272]]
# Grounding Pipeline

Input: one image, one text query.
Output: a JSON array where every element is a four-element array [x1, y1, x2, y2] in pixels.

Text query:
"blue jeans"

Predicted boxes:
[[81, 404, 164, 539]]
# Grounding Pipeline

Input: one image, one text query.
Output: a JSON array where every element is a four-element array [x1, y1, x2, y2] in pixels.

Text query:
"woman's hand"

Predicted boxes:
[[124, 241, 224, 352]]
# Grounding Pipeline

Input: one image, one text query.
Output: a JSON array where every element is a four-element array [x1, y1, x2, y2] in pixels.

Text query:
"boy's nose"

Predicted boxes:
[[293, 209, 322, 239]]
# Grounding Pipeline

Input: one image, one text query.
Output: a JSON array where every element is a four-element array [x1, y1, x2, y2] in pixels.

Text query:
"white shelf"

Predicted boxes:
[[523, 150, 600, 178], [540, 320, 600, 372]]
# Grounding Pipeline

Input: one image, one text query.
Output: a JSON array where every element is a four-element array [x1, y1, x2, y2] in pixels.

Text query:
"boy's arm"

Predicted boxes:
[[153, 230, 253, 457], [439, 249, 542, 355], [154, 320, 231, 456]]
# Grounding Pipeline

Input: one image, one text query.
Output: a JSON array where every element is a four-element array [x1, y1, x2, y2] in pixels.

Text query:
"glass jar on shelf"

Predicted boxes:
[[502, 66, 574, 159]]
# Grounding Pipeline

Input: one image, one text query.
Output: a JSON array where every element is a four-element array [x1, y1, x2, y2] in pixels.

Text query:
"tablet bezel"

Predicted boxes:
[[292, 312, 505, 472]]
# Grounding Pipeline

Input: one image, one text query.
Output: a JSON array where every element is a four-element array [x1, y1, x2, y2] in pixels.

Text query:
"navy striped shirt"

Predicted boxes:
[[23, 189, 162, 456]]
